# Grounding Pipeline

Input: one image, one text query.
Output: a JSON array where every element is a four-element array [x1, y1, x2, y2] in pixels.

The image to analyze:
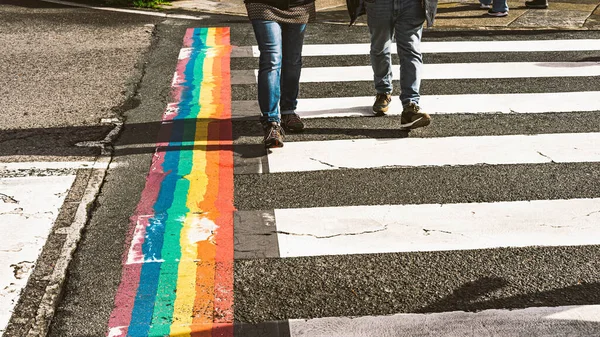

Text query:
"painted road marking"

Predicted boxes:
[[260, 199, 600, 258], [284, 305, 600, 336], [230, 61, 600, 84], [0, 175, 75, 333], [0, 161, 98, 171], [265, 132, 600, 173], [107, 27, 234, 337], [231, 91, 600, 119], [230, 39, 600, 57]]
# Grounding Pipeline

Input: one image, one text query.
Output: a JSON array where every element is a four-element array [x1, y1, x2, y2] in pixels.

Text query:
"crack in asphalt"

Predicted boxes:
[[585, 209, 600, 217], [537, 150, 556, 163], [0, 193, 19, 204], [276, 225, 388, 239], [309, 157, 337, 168], [422, 228, 460, 236], [309, 157, 353, 170]]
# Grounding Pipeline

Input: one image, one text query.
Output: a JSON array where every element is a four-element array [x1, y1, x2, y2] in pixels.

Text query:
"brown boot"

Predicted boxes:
[[372, 93, 392, 116], [263, 122, 285, 148], [400, 102, 431, 130], [281, 113, 305, 133]]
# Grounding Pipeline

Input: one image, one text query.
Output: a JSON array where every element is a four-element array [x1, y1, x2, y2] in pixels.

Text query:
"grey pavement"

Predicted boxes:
[[0, 1, 163, 335], [0, 0, 160, 162]]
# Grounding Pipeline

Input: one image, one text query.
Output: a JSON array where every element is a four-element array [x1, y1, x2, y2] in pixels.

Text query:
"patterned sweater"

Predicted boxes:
[[245, 1, 316, 24]]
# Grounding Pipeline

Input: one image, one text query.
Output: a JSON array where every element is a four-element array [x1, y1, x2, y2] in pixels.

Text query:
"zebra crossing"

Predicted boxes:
[[0, 162, 91, 334], [230, 27, 600, 336]]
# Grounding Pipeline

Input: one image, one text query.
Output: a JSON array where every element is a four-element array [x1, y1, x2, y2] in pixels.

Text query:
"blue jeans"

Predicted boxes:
[[365, 0, 425, 107], [251, 20, 307, 124], [480, 0, 508, 12]]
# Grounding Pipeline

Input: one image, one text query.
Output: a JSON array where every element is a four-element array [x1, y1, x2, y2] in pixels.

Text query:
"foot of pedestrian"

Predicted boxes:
[[372, 93, 392, 117], [525, 0, 548, 9], [400, 102, 431, 130], [487, 9, 509, 17], [263, 121, 285, 148]]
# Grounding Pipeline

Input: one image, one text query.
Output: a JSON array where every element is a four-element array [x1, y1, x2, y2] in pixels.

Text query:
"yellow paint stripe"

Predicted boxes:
[[171, 39, 218, 335], [205, 27, 217, 47]]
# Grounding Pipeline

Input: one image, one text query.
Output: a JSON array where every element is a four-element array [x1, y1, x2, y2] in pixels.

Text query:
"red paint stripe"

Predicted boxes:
[[212, 28, 235, 334], [182, 27, 197, 49], [106, 150, 166, 334], [106, 43, 192, 335]]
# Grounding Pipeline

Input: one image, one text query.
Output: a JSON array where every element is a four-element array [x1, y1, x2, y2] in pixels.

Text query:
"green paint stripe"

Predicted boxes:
[[147, 28, 209, 336]]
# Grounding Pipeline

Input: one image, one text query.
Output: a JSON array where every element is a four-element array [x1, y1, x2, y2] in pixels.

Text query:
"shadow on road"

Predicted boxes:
[[419, 277, 600, 313], [0, 118, 410, 158]]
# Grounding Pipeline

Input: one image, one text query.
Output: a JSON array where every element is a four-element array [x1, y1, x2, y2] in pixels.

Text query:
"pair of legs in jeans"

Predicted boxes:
[[366, 0, 431, 129], [366, 0, 424, 108], [251, 20, 305, 125]]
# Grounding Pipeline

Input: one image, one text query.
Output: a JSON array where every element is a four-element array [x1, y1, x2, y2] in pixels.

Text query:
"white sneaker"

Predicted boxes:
[[480, 4, 492, 9]]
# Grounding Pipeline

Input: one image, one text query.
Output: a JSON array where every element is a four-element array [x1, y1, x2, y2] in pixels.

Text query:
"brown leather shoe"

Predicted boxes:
[[263, 122, 285, 148], [400, 102, 431, 130], [372, 93, 392, 116], [281, 113, 305, 133]]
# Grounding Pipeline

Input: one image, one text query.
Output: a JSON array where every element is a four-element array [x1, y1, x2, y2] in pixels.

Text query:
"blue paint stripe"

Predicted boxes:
[[126, 28, 209, 337]]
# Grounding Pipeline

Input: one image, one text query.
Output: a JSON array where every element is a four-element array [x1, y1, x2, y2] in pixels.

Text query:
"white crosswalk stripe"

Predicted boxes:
[[285, 305, 600, 336], [0, 174, 76, 331], [231, 61, 600, 84], [272, 198, 600, 257], [233, 91, 600, 118], [232, 33, 600, 335], [265, 132, 600, 172], [230, 39, 600, 57]]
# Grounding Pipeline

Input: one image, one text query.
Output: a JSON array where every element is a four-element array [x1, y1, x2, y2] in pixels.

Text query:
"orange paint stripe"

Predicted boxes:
[[212, 34, 234, 328], [189, 27, 234, 337]]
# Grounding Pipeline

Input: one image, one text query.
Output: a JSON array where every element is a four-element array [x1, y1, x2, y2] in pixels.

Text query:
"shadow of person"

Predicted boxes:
[[418, 277, 600, 313]]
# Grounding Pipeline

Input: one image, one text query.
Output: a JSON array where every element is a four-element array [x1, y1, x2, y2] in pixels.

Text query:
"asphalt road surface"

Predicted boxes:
[[3, 3, 599, 336]]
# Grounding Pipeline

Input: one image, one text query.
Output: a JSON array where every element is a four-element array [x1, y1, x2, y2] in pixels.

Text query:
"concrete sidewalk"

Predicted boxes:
[[165, 0, 600, 30]]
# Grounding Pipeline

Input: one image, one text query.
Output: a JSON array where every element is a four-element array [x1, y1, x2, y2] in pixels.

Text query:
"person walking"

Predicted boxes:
[[244, 0, 315, 148], [365, 0, 438, 130], [479, 0, 509, 17]]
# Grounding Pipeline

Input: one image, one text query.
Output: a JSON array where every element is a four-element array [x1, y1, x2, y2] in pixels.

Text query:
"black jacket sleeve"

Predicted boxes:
[[347, 0, 438, 27]]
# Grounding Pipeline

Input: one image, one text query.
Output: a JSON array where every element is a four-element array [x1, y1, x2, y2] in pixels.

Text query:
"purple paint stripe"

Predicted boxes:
[[106, 30, 195, 336], [182, 27, 199, 48], [106, 140, 169, 336]]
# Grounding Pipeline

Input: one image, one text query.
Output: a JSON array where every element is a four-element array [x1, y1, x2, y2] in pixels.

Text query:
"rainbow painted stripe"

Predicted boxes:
[[107, 27, 234, 337]]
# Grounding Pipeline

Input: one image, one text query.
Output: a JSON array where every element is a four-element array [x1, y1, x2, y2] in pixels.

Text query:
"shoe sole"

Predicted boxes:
[[400, 116, 431, 130], [282, 125, 305, 133], [373, 107, 388, 117], [487, 12, 508, 16], [264, 139, 284, 148]]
